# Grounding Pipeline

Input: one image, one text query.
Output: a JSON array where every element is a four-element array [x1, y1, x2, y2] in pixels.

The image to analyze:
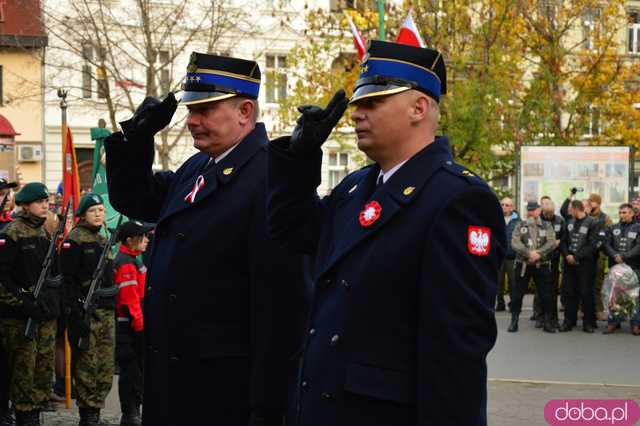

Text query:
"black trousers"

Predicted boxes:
[[511, 261, 553, 317], [0, 331, 9, 412], [563, 261, 595, 327], [116, 323, 143, 414], [534, 256, 560, 321]]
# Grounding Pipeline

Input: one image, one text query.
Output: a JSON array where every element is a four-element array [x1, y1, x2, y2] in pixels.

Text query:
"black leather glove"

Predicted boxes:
[[19, 292, 48, 321], [69, 306, 91, 338], [289, 89, 348, 156], [120, 93, 178, 140]]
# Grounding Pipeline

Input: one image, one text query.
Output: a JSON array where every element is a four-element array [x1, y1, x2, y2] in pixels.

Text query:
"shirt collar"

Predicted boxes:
[[377, 159, 409, 184]]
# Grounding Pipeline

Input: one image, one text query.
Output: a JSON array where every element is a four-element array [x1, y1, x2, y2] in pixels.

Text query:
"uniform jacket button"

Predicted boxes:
[[176, 232, 185, 239], [341, 279, 350, 289], [309, 328, 316, 336], [322, 392, 333, 400], [169, 293, 177, 301], [330, 334, 340, 346], [170, 355, 179, 362], [323, 278, 332, 286]]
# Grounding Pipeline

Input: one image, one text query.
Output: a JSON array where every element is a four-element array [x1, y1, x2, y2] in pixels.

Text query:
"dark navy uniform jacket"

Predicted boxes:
[[105, 123, 311, 426], [268, 136, 506, 426]]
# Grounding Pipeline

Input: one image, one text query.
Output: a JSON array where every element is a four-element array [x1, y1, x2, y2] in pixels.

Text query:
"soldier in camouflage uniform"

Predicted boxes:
[[61, 193, 116, 426], [0, 183, 62, 426]]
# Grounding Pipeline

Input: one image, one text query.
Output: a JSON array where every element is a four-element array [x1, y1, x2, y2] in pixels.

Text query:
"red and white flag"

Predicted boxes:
[[396, 8, 425, 48], [344, 12, 366, 60]]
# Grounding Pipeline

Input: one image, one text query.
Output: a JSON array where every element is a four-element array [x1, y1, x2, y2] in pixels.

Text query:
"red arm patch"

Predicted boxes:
[[468, 226, 491, 256]]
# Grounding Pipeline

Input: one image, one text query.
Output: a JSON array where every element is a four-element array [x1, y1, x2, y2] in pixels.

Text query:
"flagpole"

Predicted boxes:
[[57, 88, 73, 410], [377, 0, 385, 40]]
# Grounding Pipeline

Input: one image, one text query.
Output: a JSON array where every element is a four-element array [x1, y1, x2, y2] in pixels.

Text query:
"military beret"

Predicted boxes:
[[76, 192, 104, 217], [15, 182, 49, 205], [0, 178, 17, 191]]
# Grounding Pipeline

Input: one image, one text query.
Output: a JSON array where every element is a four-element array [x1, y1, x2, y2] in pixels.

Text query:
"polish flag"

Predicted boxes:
[[396, 9, 425, 48], [344, 12, 366, 60]]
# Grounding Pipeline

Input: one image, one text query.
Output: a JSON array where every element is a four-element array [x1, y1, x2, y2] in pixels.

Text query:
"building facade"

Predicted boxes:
[[0, 0, 47, 185]]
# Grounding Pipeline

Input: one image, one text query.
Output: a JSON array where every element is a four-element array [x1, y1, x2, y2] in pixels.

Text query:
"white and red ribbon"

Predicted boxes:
[[184, 175, 206, 204]]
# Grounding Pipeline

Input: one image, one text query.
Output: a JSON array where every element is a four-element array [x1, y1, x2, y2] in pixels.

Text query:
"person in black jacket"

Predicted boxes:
[[104, 53, 310, 426], [497, 198, 519, 311], [540, 198, 565, 327], [602, 203, 640, 335], [559, 200, 600, 333]]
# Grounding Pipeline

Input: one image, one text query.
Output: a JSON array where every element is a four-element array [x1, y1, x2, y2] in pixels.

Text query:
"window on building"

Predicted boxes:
[[265, 54, 288, 103], [629, 12, 640, 54], [327, 152, 349, 189], [81, 45, 93, 61], [582, 106, 600, 137], [582, 9, 599, 50], [157, 50, 171, 93], [96, 66, 108, 99], [82, 65, 92, 98]]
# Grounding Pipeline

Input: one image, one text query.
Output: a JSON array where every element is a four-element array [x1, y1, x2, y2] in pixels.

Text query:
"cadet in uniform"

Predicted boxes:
[[268, 41, 506, 426], [61, 194, 116, 426], [113, 221, 151, 426], [104, 53, 310, 426], [602, 203, 640, 335], [560, 200, 599, 333], [0, 183, 62, 426], [0, 178, 17, 426], [508, 201, 557, 333]]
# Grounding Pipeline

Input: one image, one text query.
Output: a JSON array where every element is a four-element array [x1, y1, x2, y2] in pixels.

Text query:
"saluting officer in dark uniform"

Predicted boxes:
[[105, 53, 310, 426], [559, 200, 600, 333], [268, 41, 505, 426], [508, 201, 556, 333], [602, 203, 640, 335]]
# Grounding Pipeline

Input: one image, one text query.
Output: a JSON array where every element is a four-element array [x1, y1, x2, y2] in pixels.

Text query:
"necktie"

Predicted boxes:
[[377, 174, 384, 188]]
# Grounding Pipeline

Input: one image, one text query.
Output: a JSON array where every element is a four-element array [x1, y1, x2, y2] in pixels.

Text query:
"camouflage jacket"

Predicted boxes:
[[61, 222, 115, 311], [0, 212, 49, 316]]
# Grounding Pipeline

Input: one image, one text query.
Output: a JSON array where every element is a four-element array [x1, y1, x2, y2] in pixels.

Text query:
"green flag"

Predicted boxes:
[[90, 127, 123, 231]]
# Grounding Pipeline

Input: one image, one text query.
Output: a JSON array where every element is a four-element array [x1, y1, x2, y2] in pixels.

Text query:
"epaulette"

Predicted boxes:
[[441, 161, 485, 185]]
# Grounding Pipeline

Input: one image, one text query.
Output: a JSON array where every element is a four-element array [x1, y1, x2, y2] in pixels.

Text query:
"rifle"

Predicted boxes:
[[24, 199, 73, 339], [77, 214, 124, 350]]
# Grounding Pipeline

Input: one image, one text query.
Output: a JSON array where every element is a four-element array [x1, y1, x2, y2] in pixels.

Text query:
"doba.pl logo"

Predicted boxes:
[[544, 400, 640, 425]]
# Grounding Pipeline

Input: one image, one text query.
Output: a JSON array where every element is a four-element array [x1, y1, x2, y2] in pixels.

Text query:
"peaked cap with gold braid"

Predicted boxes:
[[180, 52, 261, 105], [350, 40, 446, 104]]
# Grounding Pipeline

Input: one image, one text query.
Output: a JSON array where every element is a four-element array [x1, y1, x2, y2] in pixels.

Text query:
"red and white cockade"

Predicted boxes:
[[359, 201, 382, 227]]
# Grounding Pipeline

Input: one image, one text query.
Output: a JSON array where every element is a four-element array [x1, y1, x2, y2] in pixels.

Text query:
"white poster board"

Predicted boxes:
[[519, 146, 632, 218]]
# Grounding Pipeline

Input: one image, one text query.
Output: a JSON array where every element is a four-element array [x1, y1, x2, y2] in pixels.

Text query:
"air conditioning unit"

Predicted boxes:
[[18, 144, 43, 162]]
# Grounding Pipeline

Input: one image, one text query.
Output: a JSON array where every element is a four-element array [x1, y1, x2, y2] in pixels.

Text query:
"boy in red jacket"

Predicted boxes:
[[114, 221, 151, 426]]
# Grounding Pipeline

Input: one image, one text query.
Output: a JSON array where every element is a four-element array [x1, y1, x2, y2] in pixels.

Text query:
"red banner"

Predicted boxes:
[[62, 126, 80, 234]]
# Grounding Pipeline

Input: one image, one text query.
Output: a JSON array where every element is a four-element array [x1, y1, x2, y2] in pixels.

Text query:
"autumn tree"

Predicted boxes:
[[43, 0, 255, 169]]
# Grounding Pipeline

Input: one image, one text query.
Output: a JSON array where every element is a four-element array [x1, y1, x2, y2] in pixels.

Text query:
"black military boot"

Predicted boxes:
[[119, 405, 141, 426], [507, 313, 519, 332], [78, 407, 100, 426], [558, 322, 573, 332], [14, 410, 39, 426], [543, 314, 556, 333]]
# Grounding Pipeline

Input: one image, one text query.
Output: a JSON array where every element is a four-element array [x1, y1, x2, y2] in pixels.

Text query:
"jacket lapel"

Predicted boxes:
[[158, 123, 268, 223], [318, 137, 454, 278]]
